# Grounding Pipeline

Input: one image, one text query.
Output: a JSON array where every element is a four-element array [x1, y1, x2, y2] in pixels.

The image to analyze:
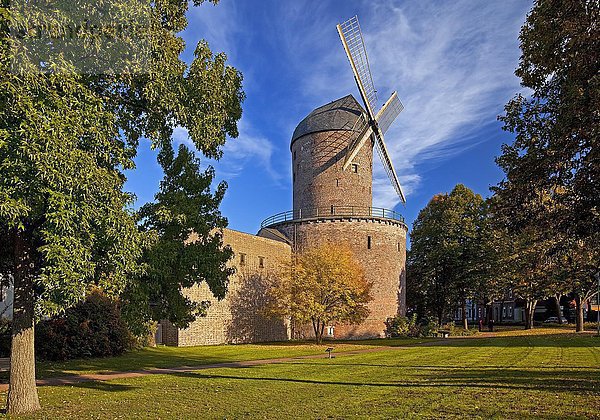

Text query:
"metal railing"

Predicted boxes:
[[260, 206, 405, 228]]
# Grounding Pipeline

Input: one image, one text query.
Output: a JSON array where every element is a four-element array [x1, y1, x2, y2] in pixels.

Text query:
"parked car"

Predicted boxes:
[[543, 317, 568, 324]]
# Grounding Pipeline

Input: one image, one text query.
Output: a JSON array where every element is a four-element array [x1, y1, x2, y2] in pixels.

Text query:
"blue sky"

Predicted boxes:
[[126, 0, 533, 234]]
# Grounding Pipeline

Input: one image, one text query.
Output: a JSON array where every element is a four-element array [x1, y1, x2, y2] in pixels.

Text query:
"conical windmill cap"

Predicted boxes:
[[290, 95, 365, 149]]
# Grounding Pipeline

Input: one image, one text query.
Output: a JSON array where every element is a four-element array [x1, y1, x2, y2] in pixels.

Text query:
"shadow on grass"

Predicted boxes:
[[68, 381, 138, 392], [279, 361, 600, 370], [170, 367, 600, 393], [3, 331, 593, 384]]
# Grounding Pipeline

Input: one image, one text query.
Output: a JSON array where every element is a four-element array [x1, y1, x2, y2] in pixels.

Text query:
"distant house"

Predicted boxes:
[[453, 291, 529, 324], [0, 276, 13, 320]]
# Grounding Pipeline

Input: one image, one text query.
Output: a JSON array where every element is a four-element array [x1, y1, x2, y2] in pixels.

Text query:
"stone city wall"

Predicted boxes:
[[163, 228, 292, 346]]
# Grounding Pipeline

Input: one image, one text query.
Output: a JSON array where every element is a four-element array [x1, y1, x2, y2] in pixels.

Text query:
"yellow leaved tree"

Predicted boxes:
[[266, 244, 372, 344]]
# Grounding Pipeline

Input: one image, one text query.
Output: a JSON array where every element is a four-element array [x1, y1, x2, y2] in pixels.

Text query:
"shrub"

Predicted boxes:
[[385, 315, 438, 338], [445, 323, 477, 336], [36, 289, 135, 361], [419, 317, 438, 337], [0, 318, 10, 357], [385, 314, 414, 337]]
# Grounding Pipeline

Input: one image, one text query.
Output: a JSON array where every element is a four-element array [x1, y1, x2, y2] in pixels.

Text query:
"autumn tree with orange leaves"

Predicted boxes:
[[266, 244, 372, 344]]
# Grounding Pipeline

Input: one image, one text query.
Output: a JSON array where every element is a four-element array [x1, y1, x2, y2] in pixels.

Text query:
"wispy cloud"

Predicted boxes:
[[269, 0, 530, 208], [172, 119, 279, 182], [181, 0, 531, 210], [360, 0, 531, 207]]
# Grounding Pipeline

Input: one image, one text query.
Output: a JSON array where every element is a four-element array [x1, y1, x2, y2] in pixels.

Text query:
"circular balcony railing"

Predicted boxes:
[[260, 206, 405, 228]]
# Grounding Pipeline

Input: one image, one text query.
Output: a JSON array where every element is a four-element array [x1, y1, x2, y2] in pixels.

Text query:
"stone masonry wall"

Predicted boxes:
[[274, 218, 407, 339], [292, 130, 373, 213], [173, 228, 292, 346]]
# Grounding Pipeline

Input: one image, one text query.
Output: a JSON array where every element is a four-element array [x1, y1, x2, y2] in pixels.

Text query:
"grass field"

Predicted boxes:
[[1, 329, 599, 418]]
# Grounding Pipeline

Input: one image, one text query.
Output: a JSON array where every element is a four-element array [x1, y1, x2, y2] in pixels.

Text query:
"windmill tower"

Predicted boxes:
[[259, 16, 408, 339]]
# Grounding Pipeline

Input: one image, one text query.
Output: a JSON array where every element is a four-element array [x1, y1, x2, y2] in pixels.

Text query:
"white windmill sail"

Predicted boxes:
[[337, 15, 406, 204]]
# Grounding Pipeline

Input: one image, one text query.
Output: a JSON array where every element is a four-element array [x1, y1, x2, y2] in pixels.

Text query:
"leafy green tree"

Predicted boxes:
[[495, 0, 599, 331], [407, 194, 454, 325], [124, 143, 234, 333], [407, 185, 484, 327], [1, 0, 243, 414], [265, 244, 372, 344]]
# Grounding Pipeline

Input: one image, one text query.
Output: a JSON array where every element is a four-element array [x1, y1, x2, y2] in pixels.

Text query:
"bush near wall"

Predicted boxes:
[[36, 289, 136, 361], [385, 315, 438, 338]]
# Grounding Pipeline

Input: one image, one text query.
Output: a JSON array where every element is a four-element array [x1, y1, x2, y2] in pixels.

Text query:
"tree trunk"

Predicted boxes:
[[461, 299, 468, 330], [312, 319, 323, 344], [554, 294, 563, 324], [7, 228, 41, 415], [524, 299, 537, 330], [485, 303, 492, 326], [575, 294, 584, 332]]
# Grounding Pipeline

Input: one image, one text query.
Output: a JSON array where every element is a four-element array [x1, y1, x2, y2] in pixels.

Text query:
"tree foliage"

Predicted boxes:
[[124, 143, 235, 333], [494, 0, 599, 330], [407, 185, 484, 326], [266, 244, 372, 344], [1, 0, 244, 414]]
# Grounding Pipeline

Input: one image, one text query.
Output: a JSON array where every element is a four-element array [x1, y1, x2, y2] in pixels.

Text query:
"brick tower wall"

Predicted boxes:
[[274, 218, 407, 339], [292, 130, 373, 214]]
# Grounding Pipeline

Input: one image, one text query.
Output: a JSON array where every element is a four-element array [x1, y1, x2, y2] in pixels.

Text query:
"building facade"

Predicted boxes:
[[161, 95, 408, 345], [159, 228, 292, 346]]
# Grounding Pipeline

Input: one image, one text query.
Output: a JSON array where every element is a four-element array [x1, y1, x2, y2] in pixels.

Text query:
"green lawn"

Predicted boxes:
[[1, 337, 430, 381], [2, 331, 599, 418]]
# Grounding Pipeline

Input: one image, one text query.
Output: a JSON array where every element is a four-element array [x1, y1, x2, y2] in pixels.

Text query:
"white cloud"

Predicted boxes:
[[171, 119, 279, 182], [181, 0, 532, 209], [368, 1, 531, 207], [217, 119, 279, 181], [273, 0, 531, 208]]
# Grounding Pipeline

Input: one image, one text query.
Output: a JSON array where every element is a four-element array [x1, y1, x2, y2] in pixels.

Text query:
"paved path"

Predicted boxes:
[[0, 335, 518, 392], [0, 344, 427, 392]]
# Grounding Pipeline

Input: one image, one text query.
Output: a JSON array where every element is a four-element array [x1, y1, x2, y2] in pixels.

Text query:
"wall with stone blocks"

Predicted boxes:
[[164, 228, 292, 346], [273, 217, 407, 339]]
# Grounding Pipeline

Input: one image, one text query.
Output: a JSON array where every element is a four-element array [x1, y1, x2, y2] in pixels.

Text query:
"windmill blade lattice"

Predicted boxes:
[[337, 15, 407, 204], [374, 133, 406, 203], [337, 16, 378, 115], [376, 91, 404, 135]]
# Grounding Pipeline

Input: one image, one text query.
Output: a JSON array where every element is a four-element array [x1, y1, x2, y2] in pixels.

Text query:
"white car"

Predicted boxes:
[[543, 317, 568, 324]]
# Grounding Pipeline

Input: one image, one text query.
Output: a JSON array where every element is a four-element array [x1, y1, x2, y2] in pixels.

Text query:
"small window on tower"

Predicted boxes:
[[336, 179, 340, 187], [351, 163, 358, 173], [258, 256, 265, 268], [397, 242, 401, 252], [293, 150, 297, 160], [367, 236, 372, 249], [239, 253, 246, 265]]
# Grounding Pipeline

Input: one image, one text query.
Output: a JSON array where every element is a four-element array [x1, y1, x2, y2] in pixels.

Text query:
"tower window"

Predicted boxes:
[[258, 256, 265, 268], [367, 236, 372, 249], [336, 179, 340, 187], [351, 163, 358, 173], [293, 150, 296, 160], [331, 205, 335, 214], [239, 253, 246, 265], [397, 242, 401, 252]]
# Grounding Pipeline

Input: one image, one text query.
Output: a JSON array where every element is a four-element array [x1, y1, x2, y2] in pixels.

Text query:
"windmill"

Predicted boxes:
[[337, 16, 406, 204]]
